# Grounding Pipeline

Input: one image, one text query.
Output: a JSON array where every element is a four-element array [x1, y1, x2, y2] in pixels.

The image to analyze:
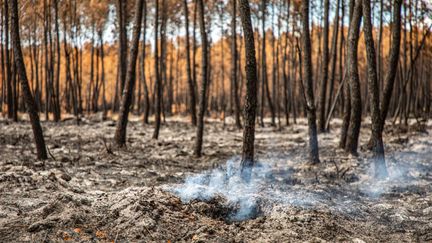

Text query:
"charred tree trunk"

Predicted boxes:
[[239, 0, 258, 180], [300, 0, 320, 164], [114, 0, 145, 146], [4, 0, 13, 119], [87, 28, 95, 113], [194, 0, 209, 157], [231, 0, 242, 129], [53, 0, 61, 122], [325, 0, 340, 124], [92, 43, 100, 113], [140, 1, 150, 124], [377, 0, 402, 140], [43, 0, 50, 121], [47, 2, 57, 122], [117, 0, 128, 110], [192, 0, 198, 102], [340, 0, 353, 149], [183, 0, 197, 126], [159, 0, 168, 121], [99, 31, 107, 119], [377, 0, 384, 90], [152, 0, 162, 139], [282, 0, 291, 127], [318, 0, 330, 132], [0, 7, 4, 115], [260, 0, 276, 126], [345, 0, 362, 155], [10, 0, 48, 160], [362, 0, 388, 178]]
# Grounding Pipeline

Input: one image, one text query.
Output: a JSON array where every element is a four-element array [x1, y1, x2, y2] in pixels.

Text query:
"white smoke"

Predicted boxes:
[[360, 150, 429, 198], [166, 156, 337, 221], [165, 147, 431, 221]]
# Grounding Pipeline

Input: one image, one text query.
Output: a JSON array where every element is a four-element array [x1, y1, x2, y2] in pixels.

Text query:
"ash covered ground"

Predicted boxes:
[[0, 115, 431, 242]]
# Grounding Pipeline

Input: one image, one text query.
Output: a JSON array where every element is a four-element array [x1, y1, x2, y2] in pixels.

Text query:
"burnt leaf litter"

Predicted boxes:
[[0, 115, 431, 242]]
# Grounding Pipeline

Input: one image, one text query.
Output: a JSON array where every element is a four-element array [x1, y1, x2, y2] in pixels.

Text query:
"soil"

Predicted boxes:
[[0, 114, 431, 242]]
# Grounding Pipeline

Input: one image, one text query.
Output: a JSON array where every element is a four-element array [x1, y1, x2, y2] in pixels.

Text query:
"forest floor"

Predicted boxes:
[[0, 114, 431, 242]]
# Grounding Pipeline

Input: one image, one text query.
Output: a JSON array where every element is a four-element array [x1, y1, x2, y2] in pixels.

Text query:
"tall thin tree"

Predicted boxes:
[[114, 0, 145, 146], [140, 1, 150, 124], [367, 0, 403, 148], [345, 0, 363, 155], [301, 0, 320, 164], [318, 0, 330, 132], [153, 0, 162, 139], [231, 0, 242, 129], [116, 0, 128, 108], [10, 0, 48, 160], [4, 0, 13, 119], [362, 0, 388, 178], [194, 0, 209, 157], [183, 0, 197, 126], [239, 0, 259, 180]]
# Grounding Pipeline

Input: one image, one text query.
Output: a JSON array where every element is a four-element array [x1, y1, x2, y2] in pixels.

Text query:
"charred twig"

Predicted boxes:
[[340, 167, 350, 179], [102, 137, 115, 155], [47, 147, 57, 161], [331, 159, 351, 179], [331, 159, 340, 176]]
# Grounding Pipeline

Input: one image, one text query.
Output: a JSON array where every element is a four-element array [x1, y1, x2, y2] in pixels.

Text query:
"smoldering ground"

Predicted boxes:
[[0, 117, 431, 242], [167, 146, 432, 222]]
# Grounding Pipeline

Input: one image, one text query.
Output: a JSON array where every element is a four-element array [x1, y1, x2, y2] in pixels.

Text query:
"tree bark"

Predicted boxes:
[[4, 0, 13, 119], [231, 0, 242, 129], [340, 0, 354, 149], [362, 0, 388, 178], [114, 0, 145, 146], [238, 0, 258, 180], [99, 30, 107, 119], [43, 0, 50, 121], [260, 0, 276, 127], [345, 0, 362, 155], [282, 0, 291, 127], [318, 0, 330, 132], [152, 0, 162, 139], [194, 0, 209, 157], [10, 0, 48, 160], [300, 0, 320, 164], [326, 0, 340, 123], [378, 0, 402, 136], [53, 0, 61, 121], [183, 0, 197, 126], [117, 0, 128, 94], [140, 1, 150, 124], [0, 6, 5, 115]]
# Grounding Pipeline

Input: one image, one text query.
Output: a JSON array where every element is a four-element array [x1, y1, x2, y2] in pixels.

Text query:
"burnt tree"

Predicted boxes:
[[239, 0, 259, 179], [10, 0, 48, 160], [116, 0, 128, 111], [345, 0, 362, 155], [194, 0, 209, 157], [183, 0, 197, 126], [340, 0, 355, 149], [4, 0, 13, 119], [153, 0, 162, 139], [114, 0, 145, 146], [231, 0, 242, 129], [300, 0, 320, 164], [367, 0, 403, 147], [318, 0, 330, 132], [140, 1, 150, 124], [362, 0, 388, 178]]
